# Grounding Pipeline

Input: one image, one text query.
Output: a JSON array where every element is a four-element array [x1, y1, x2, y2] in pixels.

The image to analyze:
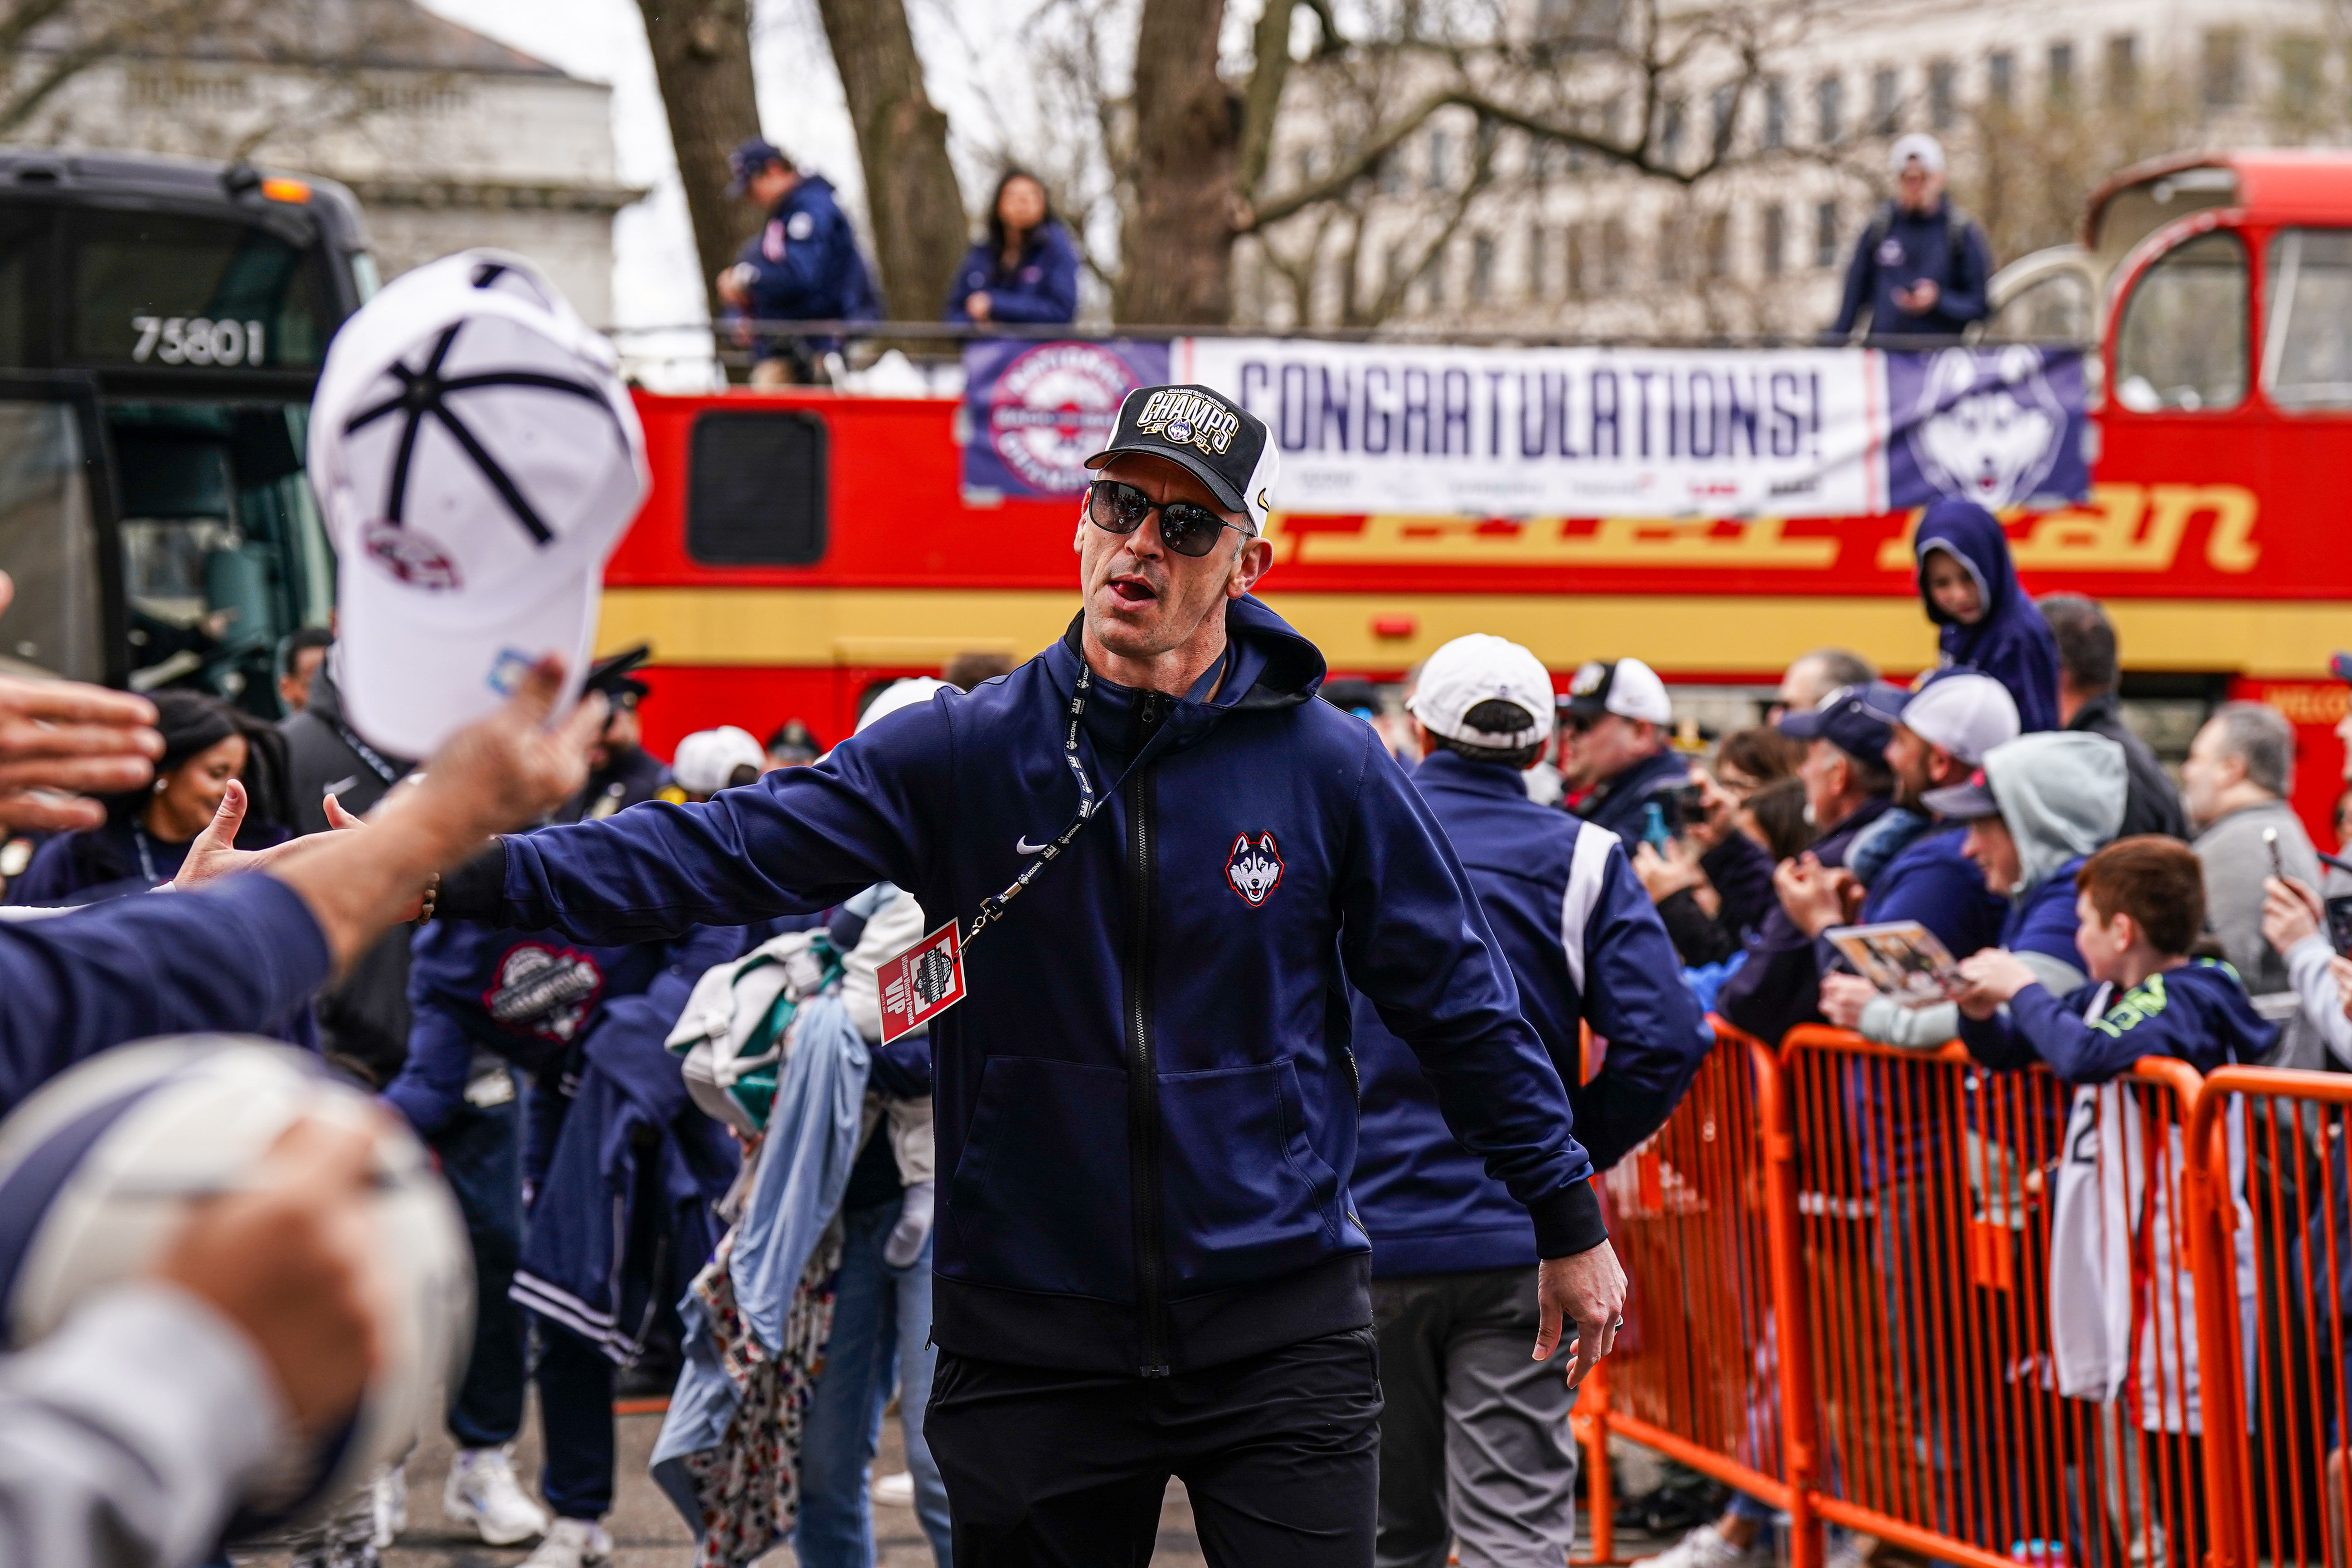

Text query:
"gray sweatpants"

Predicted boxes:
[[1372, 1267, 1580, 1568]]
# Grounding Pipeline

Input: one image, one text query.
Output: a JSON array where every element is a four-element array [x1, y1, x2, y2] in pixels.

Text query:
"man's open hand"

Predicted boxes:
[[1536, 1241, 1628, 1389], [0, 570, 161, 830]]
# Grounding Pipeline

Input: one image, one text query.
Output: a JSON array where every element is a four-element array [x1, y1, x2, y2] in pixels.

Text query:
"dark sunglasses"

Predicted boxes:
[[1086, 480, 1250, 559]]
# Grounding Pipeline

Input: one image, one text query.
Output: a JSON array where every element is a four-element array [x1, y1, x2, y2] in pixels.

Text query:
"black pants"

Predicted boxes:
[[925, 1326, 1384, 1567]]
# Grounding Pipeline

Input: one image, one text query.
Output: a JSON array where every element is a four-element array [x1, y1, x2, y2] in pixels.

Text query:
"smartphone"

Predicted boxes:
[[1672, 782, 1709, 821], [2264, 827, 2286, 884], [1642, 801, 1674, 852], [2328, 895, 2352, 958]]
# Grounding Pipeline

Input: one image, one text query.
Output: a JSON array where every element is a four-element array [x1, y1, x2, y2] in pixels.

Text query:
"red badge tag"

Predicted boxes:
[[877, 920, 967, 1044]]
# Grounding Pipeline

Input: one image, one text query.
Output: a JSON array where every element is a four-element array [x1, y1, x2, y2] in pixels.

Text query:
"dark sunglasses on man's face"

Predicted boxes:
[[1086, 480, 1250, 559]]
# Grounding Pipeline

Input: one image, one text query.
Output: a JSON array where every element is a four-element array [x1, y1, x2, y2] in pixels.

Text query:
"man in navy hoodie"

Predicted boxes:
[[1827, 134, 1993, 344], [716, 137, 880, 386], [437, 384, 1626, 1563], [1354, 634, 1709, 1568]]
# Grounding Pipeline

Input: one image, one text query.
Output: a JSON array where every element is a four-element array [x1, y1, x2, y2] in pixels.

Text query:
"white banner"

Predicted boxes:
[[1176, 338, 1889, 519]]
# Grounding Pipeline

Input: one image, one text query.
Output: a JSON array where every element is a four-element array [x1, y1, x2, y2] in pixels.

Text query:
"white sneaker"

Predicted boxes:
[[1633, 1524, 1771, 1568], [371, 1466, 408, 1547], [443, 1446, 550, 1546], [520, 1516, 612, 1568], [872, 1469, 916, 1506]]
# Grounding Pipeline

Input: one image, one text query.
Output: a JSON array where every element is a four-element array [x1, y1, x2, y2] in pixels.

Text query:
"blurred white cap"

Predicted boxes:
[[1889, 133, 1946, 175], [857, 677, 952, 736], [671, 725, 768, 797], [1900, 671, 2020, 766], [1566, 657, 1674, 727], [1407, 635, 1555, 748]]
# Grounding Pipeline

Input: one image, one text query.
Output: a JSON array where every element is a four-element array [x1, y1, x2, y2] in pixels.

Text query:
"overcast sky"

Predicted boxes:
[[415, 0, 1050, 338]]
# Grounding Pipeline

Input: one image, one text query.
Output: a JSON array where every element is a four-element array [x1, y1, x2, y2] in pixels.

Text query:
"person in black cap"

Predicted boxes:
[[1712, 682, 1902, 1048], [434, 382, 1629, 1565], [556, 647, 671, 824], [715, 137, 881, 387], [1556, 656, 1686, 842]]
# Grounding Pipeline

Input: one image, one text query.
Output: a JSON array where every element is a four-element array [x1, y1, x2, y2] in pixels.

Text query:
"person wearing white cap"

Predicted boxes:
[[666, 726, 769, 803], [1826, 130, 1994, 344], [1356, 635, 1710, 1568], [1557, 657, 1687, 843]]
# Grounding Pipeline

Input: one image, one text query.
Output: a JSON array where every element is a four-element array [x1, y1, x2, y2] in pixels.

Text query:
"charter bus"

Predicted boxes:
[[602, 149, 2352, 843], [0, 148, 369, 711]]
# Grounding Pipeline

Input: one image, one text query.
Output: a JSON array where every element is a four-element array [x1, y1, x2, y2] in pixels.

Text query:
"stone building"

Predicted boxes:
[[10, 0, 636, 323]]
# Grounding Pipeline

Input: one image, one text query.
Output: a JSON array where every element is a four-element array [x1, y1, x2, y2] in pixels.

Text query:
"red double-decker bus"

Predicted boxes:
[[603, 149, 2352, 840]]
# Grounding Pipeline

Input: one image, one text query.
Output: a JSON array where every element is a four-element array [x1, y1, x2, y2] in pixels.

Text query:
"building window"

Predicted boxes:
[[2104, 34, 2138, 106], [1816, 74, 1844, 144], [1870, 67, 1901, 135], [1657, 216, 1686, 285], [1763, 78, 1788, 149], [1762, 203, 1786, 277], [2203, 29, 2245, 108], [1424, 247, 1446, 306], [1470, 233, 1497, 305], [2047, 41, 2075, 107], [1526, 138, 1551, 183], [1566, 224, 1589, 298], [1428, 129, 1451, 190], [1988, 50, 2015, 107], [1528, 224, 1548, 299], [2279, 36, 2322, 114], [1600, 219, 1628, 293], [1703, 212, 1732, 280], [1376, 152, 1403, 196], [1815, 201, 1840, 270], [1928, 59, 1958, 129], [1660, 97, 1686, 164]]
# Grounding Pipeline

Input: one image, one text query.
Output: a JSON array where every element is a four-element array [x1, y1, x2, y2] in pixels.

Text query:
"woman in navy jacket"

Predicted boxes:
[[943, 170, 1079, 326]]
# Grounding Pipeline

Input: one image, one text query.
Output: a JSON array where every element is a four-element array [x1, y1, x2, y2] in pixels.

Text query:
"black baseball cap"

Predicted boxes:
[[1778, 680, 1903, 765], [726, 137, 789, 197], [1083, 384, 1280, 534]]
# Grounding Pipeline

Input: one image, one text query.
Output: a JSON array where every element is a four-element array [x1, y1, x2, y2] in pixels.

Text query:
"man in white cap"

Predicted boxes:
[[1827, 131, 1994, 344], [1557, 656, 1686, 842], [1355, 634, 1709, 1568]]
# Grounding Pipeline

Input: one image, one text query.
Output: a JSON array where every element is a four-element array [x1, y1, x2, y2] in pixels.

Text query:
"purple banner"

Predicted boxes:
[[1884, 345, 2091, 512], [960, 338, 1171, 500]]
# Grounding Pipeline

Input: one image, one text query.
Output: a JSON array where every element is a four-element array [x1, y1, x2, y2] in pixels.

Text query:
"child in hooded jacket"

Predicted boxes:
[[1955, 835, 2278, 1079], [1915, 497, 2063, 733]]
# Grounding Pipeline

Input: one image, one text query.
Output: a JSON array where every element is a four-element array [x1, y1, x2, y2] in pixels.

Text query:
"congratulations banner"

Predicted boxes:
[[1172, 338, 2089, 519]]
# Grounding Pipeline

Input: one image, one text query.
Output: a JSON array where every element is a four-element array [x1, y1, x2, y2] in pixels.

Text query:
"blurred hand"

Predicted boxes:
[[1820, 972, 1878, 1030], [0, 570, 161, 830], [174, 781, 366, 891], [965, 292, 993, 322], [1685, 770, 1736, 851], [2263, 875, 2324, 954], [375, 656, 604, 856], [151, 1115, 385, 1437], [1774, 853, 1857, 938], [1536, 1241, 1628, 1390], [1954, 948, 2039, 1019], [2333, 955, 2352, 1021], [716, 266, 750, 308], [1632, 836, 1709, 903], [1897, 279, 1941, 314]]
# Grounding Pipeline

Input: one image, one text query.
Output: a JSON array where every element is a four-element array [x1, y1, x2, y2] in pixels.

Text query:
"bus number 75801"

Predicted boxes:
[[130, 315, 267, 367]]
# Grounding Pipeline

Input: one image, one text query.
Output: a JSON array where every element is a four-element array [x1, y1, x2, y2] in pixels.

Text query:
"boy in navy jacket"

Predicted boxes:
[[438, 385, 1625, 1563], [1353, 635, 1708, 1568]]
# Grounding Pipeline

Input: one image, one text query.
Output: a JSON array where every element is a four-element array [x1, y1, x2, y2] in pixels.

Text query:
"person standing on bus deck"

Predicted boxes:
[[715, 137, 880, 388], [1351, 634, 1709, 1568], [1556, 657, 1687, 841], [1827, 134, 1993, 344], [434, 383, 1630, 1566], [944, 170, 1079, 327]]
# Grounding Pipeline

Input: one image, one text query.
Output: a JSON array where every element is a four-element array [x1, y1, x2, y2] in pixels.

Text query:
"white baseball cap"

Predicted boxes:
[[857, 677, 952, 736], [1889, 133, 1946, 175], [1407, 635, 1555, 748], [1899, 671, 2020, 767], [1565, 657, 1674, 727], [671, 726, 768, 797], [308, 250, 647, 757]]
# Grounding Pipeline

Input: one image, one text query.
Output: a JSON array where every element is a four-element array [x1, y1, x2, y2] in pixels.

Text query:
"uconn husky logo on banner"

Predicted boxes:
[[1889, 345, 2084, 510]]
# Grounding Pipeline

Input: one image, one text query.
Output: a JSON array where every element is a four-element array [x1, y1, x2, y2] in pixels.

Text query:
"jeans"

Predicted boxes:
[[430, 1096, 528, 1450], [795, 1197, 952, 1568]]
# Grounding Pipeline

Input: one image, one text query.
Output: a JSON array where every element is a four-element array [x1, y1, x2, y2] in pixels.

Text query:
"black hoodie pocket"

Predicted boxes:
[[940, 1055, 1133, 1301], [1156, 1058, 1343, 1294]]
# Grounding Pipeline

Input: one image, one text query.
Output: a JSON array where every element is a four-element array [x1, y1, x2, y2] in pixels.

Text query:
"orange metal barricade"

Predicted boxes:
[[2191, 1067, 2352, 1568]]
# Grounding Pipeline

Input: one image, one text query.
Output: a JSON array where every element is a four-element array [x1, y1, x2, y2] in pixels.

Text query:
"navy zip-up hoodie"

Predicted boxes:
[[943, 220, 1080, 325], [1353, 751, 1709, 1277], [447, 598, 1600, 1376], [1961, 959, 2278, 1081], [1829, 197, 1992, 341], [737, 174, 880, 326], [1916, 500, 2062, 733]]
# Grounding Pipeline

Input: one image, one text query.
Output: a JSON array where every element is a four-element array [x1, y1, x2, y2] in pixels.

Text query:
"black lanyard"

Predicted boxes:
[[330, 717, 407, 787], [962, 654, 1209, 947]]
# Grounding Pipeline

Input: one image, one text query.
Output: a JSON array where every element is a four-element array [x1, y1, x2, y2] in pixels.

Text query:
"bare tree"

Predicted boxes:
[[635, 0, 763, 323], [813, 0, 967, 320]]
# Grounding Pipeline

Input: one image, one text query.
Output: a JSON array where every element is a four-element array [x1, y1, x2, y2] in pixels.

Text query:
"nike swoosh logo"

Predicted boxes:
[[1016, 836, 1051, 854]]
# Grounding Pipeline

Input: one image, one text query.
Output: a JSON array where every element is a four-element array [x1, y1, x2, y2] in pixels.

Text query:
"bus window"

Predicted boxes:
[[687, 410, 828, 567], [64, 209, 335, 370], [2262, 228, 2352, 410], [2113, 231, 2249, 413], [1984, 267, 2097, 345], [0, 400, 103, 682]]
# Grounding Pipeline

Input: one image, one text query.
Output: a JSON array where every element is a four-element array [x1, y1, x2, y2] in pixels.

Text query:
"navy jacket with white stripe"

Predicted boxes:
[[1351, 748, 1712, 1277]]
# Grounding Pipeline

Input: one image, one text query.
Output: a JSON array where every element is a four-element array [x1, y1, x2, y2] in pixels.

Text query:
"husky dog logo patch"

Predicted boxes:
[[1225, 833, 1284, 907]]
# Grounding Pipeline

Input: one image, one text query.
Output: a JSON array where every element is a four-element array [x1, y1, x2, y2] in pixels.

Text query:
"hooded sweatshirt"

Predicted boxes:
[[1984, 730, 2128, 987], [1961, 958, 2279, 1082], [439, 597, 1600, 1378], [1916, 500, 2063, 733]]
